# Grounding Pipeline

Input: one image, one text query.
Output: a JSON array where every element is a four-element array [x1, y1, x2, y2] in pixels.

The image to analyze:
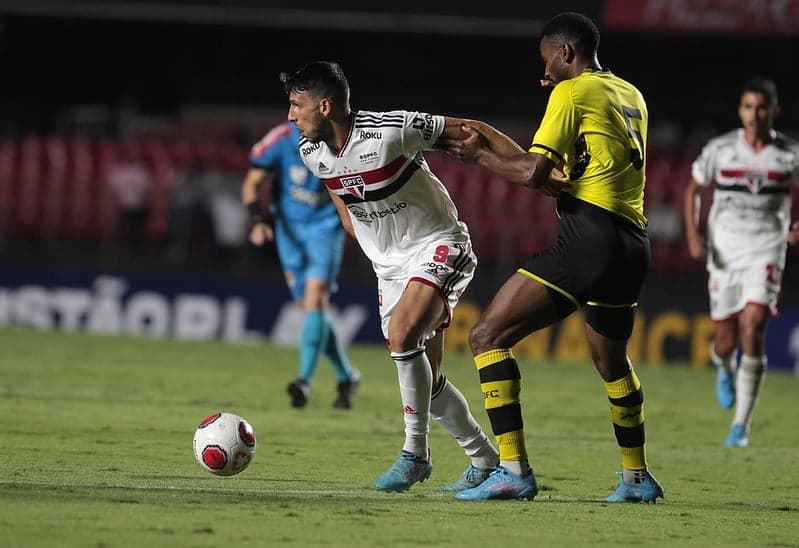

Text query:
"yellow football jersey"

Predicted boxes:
[[530, 69, 648, 229]]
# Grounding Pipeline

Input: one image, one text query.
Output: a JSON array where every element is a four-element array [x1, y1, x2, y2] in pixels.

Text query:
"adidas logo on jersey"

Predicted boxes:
[[318, 162, 331, 174]]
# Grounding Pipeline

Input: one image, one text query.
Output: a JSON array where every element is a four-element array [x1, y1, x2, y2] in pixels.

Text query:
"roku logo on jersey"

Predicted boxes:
[[359, 130, 382, 139], [301, 142, 320, 156], [349, 201, 407, 224]]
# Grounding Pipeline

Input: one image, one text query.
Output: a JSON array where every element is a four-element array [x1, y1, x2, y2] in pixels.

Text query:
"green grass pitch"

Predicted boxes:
[[1, 327, 797, 547]]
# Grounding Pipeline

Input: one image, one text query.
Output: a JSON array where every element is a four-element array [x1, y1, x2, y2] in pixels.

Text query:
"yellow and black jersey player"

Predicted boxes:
[[439, 11, 663, 503]]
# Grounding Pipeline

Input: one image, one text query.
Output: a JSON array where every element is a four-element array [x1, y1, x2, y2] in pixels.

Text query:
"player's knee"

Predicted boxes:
[[740, 323, 766, 350], [387, 321, 422, 353], [469, 321, 497, 355], [713, 332, 738, 358]]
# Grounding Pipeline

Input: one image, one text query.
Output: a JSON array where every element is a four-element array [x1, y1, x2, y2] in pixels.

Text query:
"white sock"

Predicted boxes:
[[622, 469, 647, 484], [733, 354, 766, 428], [430, 375, 498, 470], [391, 347, 432, 459], [500, 460, 530, 476], [710, 345, 735, 374]]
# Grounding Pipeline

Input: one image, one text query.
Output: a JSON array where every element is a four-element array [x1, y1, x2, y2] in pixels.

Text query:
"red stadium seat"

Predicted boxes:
[[13, 134, 45, 235], [65, 135, 98, 238], [0, 139, 18, 235], [41, 135, 70, 237]]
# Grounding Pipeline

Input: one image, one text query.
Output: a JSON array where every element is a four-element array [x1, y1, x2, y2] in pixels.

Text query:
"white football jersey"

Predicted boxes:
[[299, 110, 471, 279], [692, 129, 799, 270]]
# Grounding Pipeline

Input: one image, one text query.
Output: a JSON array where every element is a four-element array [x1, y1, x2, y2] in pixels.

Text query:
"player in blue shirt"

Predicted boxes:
[[242, 122, 360, 409]]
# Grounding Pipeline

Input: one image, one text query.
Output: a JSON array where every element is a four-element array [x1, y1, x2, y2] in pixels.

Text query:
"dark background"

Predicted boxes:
[[1, 0, 798, 295], [2, 1, 798, 136]]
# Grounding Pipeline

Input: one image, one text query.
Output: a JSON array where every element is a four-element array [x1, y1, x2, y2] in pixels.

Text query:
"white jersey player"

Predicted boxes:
[[691, 127, 799, 312], [300, 109, 473, 335], [684, 77, 799, 448], [281, 61, 498, 493]]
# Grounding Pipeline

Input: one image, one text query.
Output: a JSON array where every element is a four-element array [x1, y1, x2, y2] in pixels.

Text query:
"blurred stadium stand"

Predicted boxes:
[[0, 0, 798, 287], [1, 130, 796, 281]]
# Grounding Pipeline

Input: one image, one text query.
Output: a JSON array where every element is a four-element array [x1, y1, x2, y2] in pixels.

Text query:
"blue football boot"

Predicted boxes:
[[374, 450, 432, 492], [606, 470, 664, 503]]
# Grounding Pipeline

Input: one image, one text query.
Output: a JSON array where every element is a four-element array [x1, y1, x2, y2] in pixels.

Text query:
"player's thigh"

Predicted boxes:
[[304, 223, 346, 285], [389, 278, 446, 334], [472, 272, 561, 352], [274, 222, 305, 299], [379, 240, 476, 346]]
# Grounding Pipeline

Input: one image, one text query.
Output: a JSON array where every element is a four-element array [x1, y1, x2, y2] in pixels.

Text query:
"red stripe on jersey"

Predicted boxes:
[[719, 168, 791, 181], [250, 124, 291, 158], [322, 155, 408, 190], [767, 171, 792, 182]]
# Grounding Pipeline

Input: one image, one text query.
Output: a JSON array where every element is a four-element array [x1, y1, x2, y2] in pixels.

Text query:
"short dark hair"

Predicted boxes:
[[280, 61, 350, 106], [540, 12, 600, 59], [742, 77, 778, 106]]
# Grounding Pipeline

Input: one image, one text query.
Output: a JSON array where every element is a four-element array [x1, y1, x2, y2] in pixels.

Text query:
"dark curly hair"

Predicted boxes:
[[540, 12, 600, 59], [279, 61, 350, 107]]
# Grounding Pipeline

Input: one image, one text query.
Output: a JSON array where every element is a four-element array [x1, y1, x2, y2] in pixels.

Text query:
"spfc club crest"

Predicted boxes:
[[745, 172, 765, 194], [341, 175, 366, 199]]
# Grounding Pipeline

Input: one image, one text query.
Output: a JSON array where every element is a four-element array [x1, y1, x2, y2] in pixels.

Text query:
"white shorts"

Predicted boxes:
[[708, 263, 781, 321], [377, 240, 476, 341]]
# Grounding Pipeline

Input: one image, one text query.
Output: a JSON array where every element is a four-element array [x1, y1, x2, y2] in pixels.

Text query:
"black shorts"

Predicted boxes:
[[521, 194, 650, 321]]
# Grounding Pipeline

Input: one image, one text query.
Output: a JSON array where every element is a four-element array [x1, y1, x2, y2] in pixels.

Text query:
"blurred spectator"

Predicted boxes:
[[166, 142, 247, 263], [206, 144, 248, 254], [106, 141, 152, 249], [166, 145, 208, 262]]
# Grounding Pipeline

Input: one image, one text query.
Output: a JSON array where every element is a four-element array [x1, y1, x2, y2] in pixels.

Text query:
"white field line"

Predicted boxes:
[[0, 479, 369, 496], [0, 480, 587, 502]]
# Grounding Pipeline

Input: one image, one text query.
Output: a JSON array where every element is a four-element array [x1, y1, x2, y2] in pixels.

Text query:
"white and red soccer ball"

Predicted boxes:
[[193, 412, 256, 476]]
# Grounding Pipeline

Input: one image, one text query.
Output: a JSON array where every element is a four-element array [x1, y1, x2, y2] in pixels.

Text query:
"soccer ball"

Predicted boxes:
[[193, 412, 256, 476]]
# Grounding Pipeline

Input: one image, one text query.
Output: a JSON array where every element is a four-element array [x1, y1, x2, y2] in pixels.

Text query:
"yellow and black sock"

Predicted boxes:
[[604, 368, 647, 474], [475, 349, 527, 465]]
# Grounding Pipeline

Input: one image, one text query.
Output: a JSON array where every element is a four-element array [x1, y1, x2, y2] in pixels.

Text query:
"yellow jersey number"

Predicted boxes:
[[621, 106, 644, 170]]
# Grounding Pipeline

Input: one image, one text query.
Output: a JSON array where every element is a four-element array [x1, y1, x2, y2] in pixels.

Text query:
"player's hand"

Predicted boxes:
[[537, 167, 573, 197], [439, 125, 485, 162], [686, 233, 707, 260], [787, 221, 799, 246], [249, 222, 274, 246]]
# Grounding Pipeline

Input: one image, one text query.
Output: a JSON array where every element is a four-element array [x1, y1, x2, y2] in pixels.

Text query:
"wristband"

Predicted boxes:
[[246, 201, 271, 226]]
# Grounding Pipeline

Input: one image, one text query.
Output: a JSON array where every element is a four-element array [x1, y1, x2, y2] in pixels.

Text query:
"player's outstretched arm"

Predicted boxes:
[[437, 117, 567, 195], [463, 119, 526, 157], [683, 177, 707, 260], [436, 117, 525, 157]]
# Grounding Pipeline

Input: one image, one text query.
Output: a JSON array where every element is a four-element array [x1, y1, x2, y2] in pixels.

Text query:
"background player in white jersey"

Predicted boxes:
[[684, 77, 799, 447], [280, 61, 498, 493]]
